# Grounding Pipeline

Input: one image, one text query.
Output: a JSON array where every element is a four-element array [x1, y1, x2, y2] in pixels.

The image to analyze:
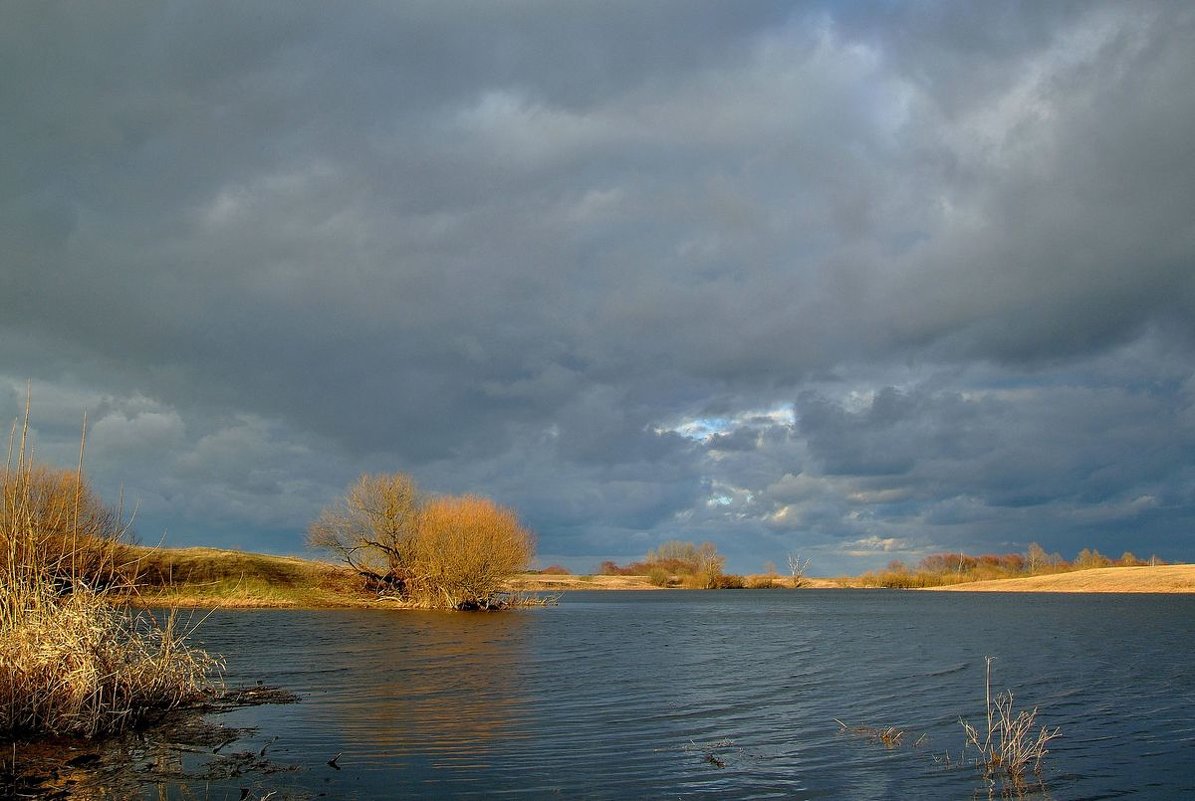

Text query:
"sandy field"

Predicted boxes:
[[505, 573, 663, 591], [925, 564, 1195, 593]]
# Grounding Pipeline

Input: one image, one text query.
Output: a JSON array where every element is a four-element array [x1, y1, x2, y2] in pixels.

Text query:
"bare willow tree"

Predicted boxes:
[[787, 552, 811, 588], [307, 473, 423, 593], [407, 495, 535, 609], [308, 474, 535, 609]]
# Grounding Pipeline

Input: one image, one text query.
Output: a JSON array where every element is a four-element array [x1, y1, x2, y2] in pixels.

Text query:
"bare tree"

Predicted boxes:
[[308, 474, 536, 609], [307, 473, 422, 591], [787, 552, 811, 588], [2, 463, 128, 588], [1025, 542, 1048, 574]]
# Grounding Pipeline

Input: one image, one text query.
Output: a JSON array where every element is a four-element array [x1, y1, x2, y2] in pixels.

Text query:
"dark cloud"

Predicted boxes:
[[2, 1, 1193, 573]]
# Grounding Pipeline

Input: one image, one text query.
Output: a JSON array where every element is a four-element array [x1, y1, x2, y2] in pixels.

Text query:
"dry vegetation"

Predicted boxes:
[[835, 719, 911, 749], [128, 546, 371, 607], [506, 572, 661, 591], [308, 473, 536, 610], [1, 403, 216, 739], [927, 564, 1195, 593], [598, 540, 747, 588], [955, 657, 1060, 794], [407, 495, 536, 609], [858, 546, 1171, 589]]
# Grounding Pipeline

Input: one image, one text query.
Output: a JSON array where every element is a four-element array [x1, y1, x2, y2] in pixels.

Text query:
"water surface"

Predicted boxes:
[[154, 590, 1195, 799]]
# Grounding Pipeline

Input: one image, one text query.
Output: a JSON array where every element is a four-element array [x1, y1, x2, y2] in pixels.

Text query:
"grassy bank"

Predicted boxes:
[[115, 548, 1195, 606], [131, 547, 669, 601], [126, 546, 375, 608]]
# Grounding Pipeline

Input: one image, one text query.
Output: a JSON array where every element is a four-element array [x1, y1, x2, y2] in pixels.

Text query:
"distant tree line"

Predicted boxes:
[[598, 542, 815, 589], [598, 539, 743, 588], [858, 544, 1167, 589]]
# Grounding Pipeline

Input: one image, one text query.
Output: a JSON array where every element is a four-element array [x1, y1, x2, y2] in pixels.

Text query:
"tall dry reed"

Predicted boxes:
[[959, 657, 1060, 793], [1, 397, 217, 738]]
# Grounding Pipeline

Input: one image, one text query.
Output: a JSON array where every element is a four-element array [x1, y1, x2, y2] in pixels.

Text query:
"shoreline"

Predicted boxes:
[[922, 564, 1195, 593], [124, 547, 1195, 608]]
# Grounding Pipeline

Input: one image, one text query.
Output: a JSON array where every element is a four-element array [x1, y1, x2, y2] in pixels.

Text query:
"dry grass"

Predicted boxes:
[[2, 399, 217, 739], [504, 573, 662, 591], [0, 587, 217, 737], [834, 719, 912, 749], [927, 564, 1195, 593], [127, 546, 370, 608], [956, 657, 1060, 793]]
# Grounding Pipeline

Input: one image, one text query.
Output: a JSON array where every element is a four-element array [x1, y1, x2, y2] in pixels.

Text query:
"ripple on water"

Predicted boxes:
[[160, 591, 1195, 800]]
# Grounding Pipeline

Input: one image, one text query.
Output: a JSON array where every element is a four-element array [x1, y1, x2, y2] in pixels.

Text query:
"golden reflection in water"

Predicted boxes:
[[305, 610, 535, 767]]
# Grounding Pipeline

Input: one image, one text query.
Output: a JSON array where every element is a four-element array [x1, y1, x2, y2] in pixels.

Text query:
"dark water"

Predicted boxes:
[[154, 591, 1193, 799]]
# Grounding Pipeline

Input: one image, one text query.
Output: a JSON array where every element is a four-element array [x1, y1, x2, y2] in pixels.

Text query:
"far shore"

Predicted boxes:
[[922, 564, 1195, 593], [123, 546, 1195, 608], [504, 573, 845, 591]]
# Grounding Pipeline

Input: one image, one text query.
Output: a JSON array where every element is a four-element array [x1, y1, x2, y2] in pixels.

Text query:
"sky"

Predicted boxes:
[[3, 1, 1194, 575]]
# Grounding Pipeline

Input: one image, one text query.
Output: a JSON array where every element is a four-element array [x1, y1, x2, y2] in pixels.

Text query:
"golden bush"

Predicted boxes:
[[407, 495, 535, 610], [309, 474, 536, 609]]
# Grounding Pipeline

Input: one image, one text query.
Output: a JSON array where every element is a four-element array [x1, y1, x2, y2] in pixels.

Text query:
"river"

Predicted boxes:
[[123, 590, 1195, 799]]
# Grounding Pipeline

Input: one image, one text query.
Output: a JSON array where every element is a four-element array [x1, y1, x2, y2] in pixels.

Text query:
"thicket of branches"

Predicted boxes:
[[2, 463, 130, 591], [598, 539, 740, 588], [308, 473, 535, 610], [859, 544, 1167, 589]]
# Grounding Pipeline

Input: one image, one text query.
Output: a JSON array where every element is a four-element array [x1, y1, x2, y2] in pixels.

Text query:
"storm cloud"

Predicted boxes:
[[3, 1, 1193, 573]]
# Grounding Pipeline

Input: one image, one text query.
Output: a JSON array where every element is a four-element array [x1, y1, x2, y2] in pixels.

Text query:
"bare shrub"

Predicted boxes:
[[609, 540, 728, 587], [958, 657, 1060, 793], [406, 495, 535, 609], [597, 560, 632, 576], [647, 566, 672, 587], [309, 474, 537, 609], [715, 573, 745, 589], [307, 472, 422, 591], [787, 552, 811, 587], [2, 464, 131, 591]]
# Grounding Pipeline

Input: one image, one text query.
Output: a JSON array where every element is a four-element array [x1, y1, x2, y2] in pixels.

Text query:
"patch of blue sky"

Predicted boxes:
[[660, 404, 795, 442]]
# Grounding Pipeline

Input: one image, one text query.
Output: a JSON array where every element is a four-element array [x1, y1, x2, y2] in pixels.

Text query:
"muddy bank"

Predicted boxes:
[[2, 687, 299, 801]]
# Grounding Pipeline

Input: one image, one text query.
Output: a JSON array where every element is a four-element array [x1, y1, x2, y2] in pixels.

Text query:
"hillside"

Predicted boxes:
[[925, 564, 1195, 593], [126, 546, 372, 607]]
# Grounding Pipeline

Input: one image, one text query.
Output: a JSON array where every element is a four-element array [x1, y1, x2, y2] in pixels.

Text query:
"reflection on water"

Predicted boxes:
[[193, 608, 541, 798], [312, 611, 533, 762], [19, 592, 1192, 800]]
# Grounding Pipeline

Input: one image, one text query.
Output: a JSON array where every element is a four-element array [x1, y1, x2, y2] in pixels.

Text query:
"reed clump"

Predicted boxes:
[[2, 403, 217, 738], [835, 719, 909, 749], [958, 657, 1060, 793]]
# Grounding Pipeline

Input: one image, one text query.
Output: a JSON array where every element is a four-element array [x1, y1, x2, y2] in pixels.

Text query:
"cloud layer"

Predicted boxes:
[[3, 2, 1193, 573]]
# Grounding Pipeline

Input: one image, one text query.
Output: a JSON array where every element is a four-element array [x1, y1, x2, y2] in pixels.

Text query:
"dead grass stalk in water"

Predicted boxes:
[[834, 718, 909, 749], [959, 656, 1060, 792]]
